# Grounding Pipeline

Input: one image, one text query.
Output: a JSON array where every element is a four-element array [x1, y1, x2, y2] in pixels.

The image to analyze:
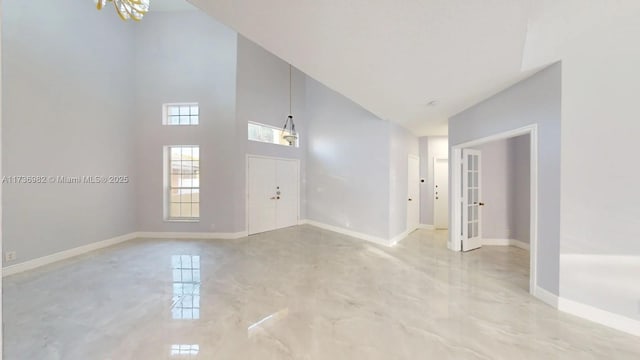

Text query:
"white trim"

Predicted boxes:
[[558, 297, 640, 337], [450, 124, 538, 296], [301, 219, 394, 247], [533, 285, 559, 308], [390, 228, 414, 246], [481, 238, 530, 251], [2, 232, 138, 277], [135, 231, 248, 240], [418, 224, 435, 230]]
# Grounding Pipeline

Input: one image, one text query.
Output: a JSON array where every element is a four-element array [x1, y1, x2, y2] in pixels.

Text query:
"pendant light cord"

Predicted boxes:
[[289, 64, 292, 115]]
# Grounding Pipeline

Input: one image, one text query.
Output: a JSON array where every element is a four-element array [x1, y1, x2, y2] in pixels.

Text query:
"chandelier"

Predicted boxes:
[[97, 0, 150, 21], [281, 64, 298, 146]]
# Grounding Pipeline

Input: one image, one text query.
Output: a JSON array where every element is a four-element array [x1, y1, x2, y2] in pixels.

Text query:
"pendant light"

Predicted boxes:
[[97, 0, 150, 21], [282, 64, 298, 146]]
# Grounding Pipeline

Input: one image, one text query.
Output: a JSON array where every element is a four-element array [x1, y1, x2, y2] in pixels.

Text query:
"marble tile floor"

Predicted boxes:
[[4, 225, 640, 359]]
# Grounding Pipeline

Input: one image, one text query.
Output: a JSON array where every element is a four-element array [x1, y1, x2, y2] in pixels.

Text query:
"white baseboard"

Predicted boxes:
[[532, 285, 640, 337], [482, 238, 530, 251], [2, 230, 248, 277], [389, 229, 413, 246], [418, 224, 435, 230], [300, 219, 393, 247], [135, 231, 248, 240], [533, 285, 559, 308], [558, 297, 640, 337], [2, 232, 138, 277]]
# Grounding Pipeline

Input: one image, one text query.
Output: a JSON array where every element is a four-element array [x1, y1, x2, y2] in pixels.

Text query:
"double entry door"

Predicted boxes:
[[248, 156, 299, 235]]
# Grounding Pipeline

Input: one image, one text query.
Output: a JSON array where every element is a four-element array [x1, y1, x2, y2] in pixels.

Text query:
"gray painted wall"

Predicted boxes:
[[134, 11, 239, 233], [559, 13, 640, 322], [2, 0, 137, 265], [305, 78, 391, 240], [236, 36, 307, 223], [473, 135, 529, 243], [512, 135, 530, 244], [419, 136, 448, 226], [389, 123, 419, 238], [449, 63, 561, 295]]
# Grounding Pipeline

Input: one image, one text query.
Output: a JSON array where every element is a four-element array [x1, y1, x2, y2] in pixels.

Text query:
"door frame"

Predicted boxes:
[[245, 154, 300, 235], [433, 156, 448, 229], [450, 124, 538, 293], [407, 154, 420, 232]]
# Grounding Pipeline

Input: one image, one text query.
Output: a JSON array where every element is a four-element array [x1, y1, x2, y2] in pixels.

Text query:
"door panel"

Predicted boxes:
[[407, 156, 420, 232], [434, 158, 449, 229], [462, 149, 482, 251], [276, 159, 299, 229], [248, 157, 277, 235]]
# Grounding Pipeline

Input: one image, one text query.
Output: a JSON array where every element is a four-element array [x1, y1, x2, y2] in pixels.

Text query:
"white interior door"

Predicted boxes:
[[248, 157, 278, 235], [248, 156, 299, 235], [462, 149, 482, 251], [434, 158, 449, 229], [275, 159, 299, 229], [407, 155, 420, 232]]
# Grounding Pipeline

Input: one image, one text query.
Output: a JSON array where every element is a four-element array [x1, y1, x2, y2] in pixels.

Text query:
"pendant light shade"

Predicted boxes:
[[97, 0, 150, 21], [282, 65, 298, 146]]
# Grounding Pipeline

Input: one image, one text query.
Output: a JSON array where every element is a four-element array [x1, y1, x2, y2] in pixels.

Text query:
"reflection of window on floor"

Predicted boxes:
[[171, 255, 200, 320], [170, 344, 200, 356]]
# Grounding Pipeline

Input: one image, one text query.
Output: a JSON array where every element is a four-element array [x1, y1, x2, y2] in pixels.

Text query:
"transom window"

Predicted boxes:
[[163, 103, 199, 125], [248, 121, 299, 147], [165, 146, 200, 220]]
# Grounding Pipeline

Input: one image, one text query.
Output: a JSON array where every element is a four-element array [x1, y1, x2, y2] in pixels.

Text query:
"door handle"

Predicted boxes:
[[408, 198, 413, 201], [270, 197, 276, 200], [479, 202, 485, 206]]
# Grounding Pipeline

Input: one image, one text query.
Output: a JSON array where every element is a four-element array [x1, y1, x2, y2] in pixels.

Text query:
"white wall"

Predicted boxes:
[[449, 63, 561, 295], [473, 135, 529, 243], [419, 136, 448, 226], [305, 78, 392, 240], [2, 0, 137, 264], [134, 11, 240, 233], [559, 11, 640, 322]]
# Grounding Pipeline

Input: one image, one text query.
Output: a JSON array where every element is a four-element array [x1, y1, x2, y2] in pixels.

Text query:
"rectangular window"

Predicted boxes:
[[165, 146, 200, 220], [248, 121, 298, 147], [163, 103, 199, 125]]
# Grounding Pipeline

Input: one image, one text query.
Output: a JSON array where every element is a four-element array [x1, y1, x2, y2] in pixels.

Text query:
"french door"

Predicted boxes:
[[461, 149, 482, 251]]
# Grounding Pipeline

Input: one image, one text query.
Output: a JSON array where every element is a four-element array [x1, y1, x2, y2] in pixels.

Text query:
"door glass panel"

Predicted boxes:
[[468, 223, 472, 239], [473, 222, 479, 237], [474, 172, 479, 188], [468, 171, 473, 186]]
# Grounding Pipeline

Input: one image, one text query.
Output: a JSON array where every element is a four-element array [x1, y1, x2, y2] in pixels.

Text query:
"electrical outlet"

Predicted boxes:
[[5, 251, 16, 262]]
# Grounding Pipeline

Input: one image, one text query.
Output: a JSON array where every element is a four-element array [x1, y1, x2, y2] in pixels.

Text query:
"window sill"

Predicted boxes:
[[164, 219, 200, 223]]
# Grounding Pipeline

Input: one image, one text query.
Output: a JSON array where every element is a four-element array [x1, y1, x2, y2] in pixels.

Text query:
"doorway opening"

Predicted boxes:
[[450, 125, 538, 294]]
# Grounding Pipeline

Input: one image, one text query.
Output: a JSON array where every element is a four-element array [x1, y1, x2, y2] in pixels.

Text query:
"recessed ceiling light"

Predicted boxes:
[[427, 99, 438, 107]]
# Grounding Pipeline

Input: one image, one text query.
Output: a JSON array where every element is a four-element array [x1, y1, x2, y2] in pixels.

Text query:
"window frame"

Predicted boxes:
[[164, 145, 200, 222], [248, 121, 299, 147], [163, 103, 200, 126]]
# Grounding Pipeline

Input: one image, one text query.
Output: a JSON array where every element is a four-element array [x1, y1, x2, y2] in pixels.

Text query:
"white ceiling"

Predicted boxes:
[[185, 0, 640, 135], [151, 0, 197, 12]]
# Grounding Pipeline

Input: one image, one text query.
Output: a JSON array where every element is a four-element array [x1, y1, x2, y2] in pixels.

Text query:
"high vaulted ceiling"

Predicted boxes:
[[186, 0, 640, 135]]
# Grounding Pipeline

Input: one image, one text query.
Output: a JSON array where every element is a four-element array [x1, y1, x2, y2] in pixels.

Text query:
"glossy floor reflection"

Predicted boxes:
[[4, 226, 640, 359]]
